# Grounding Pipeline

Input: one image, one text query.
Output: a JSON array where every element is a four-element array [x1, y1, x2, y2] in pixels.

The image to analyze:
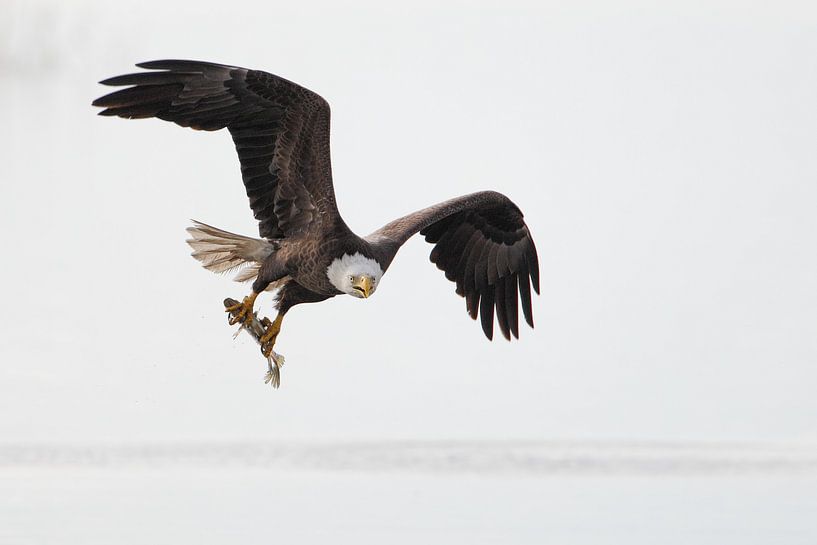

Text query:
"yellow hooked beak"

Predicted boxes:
[[351, 275, 374, 298]]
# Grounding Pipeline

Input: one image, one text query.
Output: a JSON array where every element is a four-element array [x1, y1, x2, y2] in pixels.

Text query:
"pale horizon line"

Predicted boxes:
[[3, 439, 816, 476]]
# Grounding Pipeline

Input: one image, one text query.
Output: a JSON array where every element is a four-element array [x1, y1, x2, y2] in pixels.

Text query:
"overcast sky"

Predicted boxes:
[[1, 0, 816, 444]]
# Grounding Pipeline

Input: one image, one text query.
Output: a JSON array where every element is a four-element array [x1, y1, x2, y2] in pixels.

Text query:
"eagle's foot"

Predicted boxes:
[[225, 293, 258, 326], [259, 314, 284, 358]]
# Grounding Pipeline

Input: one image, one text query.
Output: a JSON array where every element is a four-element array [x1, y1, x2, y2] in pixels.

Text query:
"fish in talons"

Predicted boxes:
[[223, 297, 286, 388]]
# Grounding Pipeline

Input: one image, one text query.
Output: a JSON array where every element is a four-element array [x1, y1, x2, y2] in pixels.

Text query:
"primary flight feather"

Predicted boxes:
[[93, 60, 540, 372]]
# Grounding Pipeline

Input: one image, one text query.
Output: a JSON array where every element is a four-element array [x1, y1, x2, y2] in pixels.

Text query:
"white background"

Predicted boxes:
[[3, 2, 817, 543], [1, 0, 816, 445]]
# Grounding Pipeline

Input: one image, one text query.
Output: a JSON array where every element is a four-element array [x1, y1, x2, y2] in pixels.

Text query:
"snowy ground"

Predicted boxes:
[[3, 441, 816, 544]]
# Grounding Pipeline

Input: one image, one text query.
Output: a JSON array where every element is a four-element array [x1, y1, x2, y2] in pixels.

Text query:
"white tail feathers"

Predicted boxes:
[[185, 220, 275, 283]]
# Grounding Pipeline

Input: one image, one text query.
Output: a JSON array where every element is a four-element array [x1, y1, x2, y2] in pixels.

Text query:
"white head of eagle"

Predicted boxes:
[[326, 252, 384, 298]]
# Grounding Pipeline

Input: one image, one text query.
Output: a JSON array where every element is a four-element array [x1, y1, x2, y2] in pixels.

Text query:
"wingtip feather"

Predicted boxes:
[[135, 60, 170, 69]]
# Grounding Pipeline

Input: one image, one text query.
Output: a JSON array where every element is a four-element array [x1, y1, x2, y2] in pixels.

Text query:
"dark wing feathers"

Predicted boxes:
[[367, 191, 539, 341], [93, 59, 337, 239], [449, 210, 537, 340], [519, 261, 534, 328], [480, 288, 496, 340], [505, 274, 520, 338]]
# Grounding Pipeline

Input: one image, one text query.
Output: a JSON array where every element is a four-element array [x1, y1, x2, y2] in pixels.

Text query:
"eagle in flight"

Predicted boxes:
[[93, 60, 540, 370]]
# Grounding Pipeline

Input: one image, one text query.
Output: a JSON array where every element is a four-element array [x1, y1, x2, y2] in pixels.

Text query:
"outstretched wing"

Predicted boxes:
[[367, 191, 539, 340], [93, 60, 337, 239]]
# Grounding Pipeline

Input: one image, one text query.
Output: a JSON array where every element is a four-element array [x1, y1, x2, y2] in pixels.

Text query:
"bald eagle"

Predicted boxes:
[[93, 60, 540, 367]]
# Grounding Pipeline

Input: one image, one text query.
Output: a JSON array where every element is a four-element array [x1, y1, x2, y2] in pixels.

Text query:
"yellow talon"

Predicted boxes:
[[260, 314, 284, 358], [225, 292, 259, 326]]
